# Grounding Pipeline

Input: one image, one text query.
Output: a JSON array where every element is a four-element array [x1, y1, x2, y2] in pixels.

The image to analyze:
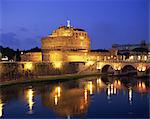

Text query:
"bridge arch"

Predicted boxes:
[[101, 64, 114, 74], [121, 65, 137, 75]]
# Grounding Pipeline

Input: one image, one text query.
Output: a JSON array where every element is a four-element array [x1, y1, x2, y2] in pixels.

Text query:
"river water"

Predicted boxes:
[[0, 76, 149, 118]]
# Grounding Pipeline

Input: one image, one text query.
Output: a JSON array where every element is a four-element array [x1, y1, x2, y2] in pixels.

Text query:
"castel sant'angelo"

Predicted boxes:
[[21, 21, 109, 65]]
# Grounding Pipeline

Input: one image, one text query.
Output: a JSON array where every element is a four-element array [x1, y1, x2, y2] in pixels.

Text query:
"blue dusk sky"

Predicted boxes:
[[0, 0, 149, 50]]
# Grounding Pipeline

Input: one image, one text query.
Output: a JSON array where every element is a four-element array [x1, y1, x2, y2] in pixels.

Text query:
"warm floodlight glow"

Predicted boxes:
[[96, 62, 103, 70], [80, 36, 84, 40], [142, 66, 146, 71], [129, 55, 134, 60], [114, 64, 121, 71], [144, 56, 147, 61], [86, 61, 94, 66], [53, 62, 62, 69], [138, 56, 141, 60], [24, 62, 33, 70], [137, 64, 146, 72]]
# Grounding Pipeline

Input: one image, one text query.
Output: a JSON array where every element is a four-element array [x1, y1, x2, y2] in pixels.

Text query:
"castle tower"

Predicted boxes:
[[41, 23, 90, 62]]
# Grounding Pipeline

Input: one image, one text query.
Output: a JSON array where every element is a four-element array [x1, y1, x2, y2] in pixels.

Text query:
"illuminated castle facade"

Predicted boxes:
[[21, 21, 104, 65]]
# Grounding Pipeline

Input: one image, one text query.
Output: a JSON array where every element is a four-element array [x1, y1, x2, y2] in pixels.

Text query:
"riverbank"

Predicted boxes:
[[0, 73, 100, 87], [1, 72, 149, 87]]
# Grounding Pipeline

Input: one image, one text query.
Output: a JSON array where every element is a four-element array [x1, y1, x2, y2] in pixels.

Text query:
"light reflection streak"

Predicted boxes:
[[137, 81, 147, 93], [128, 87, 132, 104], [84, 89, 88, 103], [113, 80, 121, 89], [107, 84, 111, 99], [0, 99, 4, 117], [86, 81, 93, 95], [114, 87, 117, 94], [54, 95, 58, 105], [26, 89, 34, 114], [107, 83, 118, 99], [111, 84, 113, 94], [53, 86, 61, 105]]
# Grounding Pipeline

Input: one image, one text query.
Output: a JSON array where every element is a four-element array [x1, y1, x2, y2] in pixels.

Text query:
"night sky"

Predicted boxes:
[[0, 0, 149, 50]]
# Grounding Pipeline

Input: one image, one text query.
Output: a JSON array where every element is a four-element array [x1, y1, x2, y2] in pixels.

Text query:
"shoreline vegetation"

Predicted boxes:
[[0, 72, 149, 87]]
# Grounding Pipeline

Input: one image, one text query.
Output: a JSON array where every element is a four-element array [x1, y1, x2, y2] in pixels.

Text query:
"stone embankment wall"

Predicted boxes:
[[0, 62, 97, 82]]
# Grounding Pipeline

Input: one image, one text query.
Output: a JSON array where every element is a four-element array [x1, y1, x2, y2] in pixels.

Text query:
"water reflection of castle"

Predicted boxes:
[[40, 77, 149, 117], [0, 77, 149, 118]]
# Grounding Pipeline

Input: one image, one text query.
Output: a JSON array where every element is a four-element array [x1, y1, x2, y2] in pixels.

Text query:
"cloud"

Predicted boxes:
[[0, 32, 20, 49]]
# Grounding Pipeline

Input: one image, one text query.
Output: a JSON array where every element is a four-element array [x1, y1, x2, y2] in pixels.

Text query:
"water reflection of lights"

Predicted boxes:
[[54, 95, 58, 105], [85, 81, 93, 95], [138, 81, 146, 89], [114, 87, 117, 94], [26, 89, 34, 114], [128, 87, 132, 104], [84, 89, 88, 103], [111, 84, 113, 94], [0, 99, 4, 117], [67, 115, 70, 119], [97, 78, 105, 87], [107, 84, 117, 99], [137, 81, 147, 93], [56, 86, 61, 97], [107, 84, 111, 99], [53, 86, 61, 105], [113, 80, 121, 88]]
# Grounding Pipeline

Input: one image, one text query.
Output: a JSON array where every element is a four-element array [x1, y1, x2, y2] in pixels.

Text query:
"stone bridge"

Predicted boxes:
[[96, 60, 150, 76]]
